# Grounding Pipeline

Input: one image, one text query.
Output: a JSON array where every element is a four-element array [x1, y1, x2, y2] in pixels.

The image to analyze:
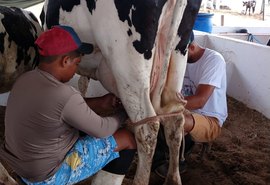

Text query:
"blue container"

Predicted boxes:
[[193, 13, 214, 33]]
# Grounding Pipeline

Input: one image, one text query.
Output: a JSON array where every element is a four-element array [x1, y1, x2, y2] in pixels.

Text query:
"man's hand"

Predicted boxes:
[[100, 93, 123, 112], [84, 93, 123, 116], [184, 84, 215, 110]]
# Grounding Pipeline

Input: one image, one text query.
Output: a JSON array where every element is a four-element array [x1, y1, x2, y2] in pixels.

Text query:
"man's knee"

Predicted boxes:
[[113, 128, 137, 151], [184, 112, 195, 133], [188, 114, 221, 142], [109, 129, 136, 175]]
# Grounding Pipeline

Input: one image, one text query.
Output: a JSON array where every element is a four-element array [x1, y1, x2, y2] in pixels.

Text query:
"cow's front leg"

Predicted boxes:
[[162, 114, 184, 185], [132, 122, 160, 185]]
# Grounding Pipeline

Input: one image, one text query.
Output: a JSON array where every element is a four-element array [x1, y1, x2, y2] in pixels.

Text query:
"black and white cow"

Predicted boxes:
[[0, 6, 42, 93], [41, 0, 201, 184]]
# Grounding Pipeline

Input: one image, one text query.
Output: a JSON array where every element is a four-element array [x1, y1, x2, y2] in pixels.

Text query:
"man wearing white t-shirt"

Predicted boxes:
[[153, 31, 228, 178], [182, 32, 228, 142]]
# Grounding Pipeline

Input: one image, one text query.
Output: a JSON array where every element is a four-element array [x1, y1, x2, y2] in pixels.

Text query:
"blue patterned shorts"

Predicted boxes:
[[22, 135, 119, 185]]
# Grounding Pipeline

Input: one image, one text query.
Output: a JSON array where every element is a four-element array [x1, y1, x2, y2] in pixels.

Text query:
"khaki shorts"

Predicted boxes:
[[189, 113, 221, 143]]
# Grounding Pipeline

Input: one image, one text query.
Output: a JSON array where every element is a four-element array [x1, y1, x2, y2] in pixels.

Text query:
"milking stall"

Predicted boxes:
[[1, 0, 270, 185]]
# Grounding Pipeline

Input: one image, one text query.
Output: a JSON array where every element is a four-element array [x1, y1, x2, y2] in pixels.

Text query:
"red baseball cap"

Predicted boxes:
[[35, 25, 93, 56]]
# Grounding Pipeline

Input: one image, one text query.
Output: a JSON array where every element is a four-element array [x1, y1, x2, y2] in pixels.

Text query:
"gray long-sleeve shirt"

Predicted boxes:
[[0, 69, 120, 182]]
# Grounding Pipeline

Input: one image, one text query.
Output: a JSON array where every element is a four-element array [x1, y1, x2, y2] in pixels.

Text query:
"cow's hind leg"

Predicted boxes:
[[132, 122, 160, 185], [162, 114, 184, 185]]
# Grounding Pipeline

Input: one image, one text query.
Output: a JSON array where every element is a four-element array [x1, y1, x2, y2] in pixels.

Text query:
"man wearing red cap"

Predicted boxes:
[[0, 25, 136, 185]]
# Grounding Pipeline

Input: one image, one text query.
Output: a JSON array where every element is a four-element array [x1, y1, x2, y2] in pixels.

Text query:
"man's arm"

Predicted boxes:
[[84, 93, 121, 116], [184, 84, 215, 110], [62, 94, 126, 138]]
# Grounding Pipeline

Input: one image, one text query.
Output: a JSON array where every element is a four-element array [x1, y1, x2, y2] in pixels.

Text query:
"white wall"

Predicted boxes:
[[218, 33, 269, 45], [213, 26, 270, 34], [212, 26, 270, 45], [196, 33, 270, 119]]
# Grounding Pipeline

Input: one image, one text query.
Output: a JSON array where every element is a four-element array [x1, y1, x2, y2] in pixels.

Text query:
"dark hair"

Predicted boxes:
[[68, 50, 82, 58], [39, 55, 58, 63], [39, 50, 81, 63]]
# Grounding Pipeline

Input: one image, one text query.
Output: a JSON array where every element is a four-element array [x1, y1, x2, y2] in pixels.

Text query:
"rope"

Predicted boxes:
[[247, 33, 263, 44], [126, 111, 184, 126], [126, 110, 186, 163], [180, 128, 185, 162]]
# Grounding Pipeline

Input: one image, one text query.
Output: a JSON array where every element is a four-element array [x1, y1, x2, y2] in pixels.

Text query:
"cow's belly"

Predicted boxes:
[[77, 52, 119, 96]]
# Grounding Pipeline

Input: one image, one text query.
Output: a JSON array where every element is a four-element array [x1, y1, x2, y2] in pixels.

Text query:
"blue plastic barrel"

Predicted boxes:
[[193, 13, 214, 33]]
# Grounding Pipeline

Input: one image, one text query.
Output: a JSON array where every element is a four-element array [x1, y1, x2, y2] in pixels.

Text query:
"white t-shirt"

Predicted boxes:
[[181, 48, 228, 126]]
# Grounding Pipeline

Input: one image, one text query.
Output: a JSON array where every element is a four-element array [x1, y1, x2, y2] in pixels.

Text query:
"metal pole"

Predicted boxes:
[[263, 0, 265, 21], [221, 14, 224, 26]]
